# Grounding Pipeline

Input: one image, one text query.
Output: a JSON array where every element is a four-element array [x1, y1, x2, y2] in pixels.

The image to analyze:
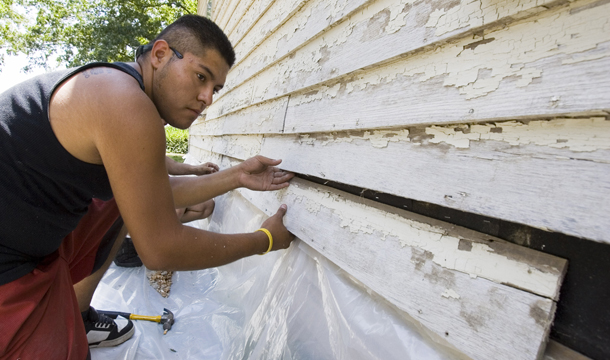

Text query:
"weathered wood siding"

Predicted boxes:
[[193, 0, 609, 359]]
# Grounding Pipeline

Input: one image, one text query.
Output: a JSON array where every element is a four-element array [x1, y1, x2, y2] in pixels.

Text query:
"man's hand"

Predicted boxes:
[[238, 155, 294, 191], [260, 205, 295, 251]]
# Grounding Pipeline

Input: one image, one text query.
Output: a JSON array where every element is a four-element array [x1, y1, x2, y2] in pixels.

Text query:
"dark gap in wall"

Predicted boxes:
[[298, 173, 610, 360]]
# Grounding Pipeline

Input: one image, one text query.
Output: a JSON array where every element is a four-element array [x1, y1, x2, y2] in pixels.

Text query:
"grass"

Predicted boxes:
[[165, 126, 189, 154]]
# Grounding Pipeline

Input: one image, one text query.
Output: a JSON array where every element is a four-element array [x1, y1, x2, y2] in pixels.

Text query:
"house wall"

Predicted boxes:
[[192, 0, 609, 359]]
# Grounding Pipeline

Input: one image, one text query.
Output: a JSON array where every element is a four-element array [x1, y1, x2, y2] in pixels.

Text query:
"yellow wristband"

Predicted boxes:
[[256, 228, 273, 255]]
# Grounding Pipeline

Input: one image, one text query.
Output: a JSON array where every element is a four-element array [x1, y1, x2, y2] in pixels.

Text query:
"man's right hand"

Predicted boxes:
[[259, 204, 295, 251]]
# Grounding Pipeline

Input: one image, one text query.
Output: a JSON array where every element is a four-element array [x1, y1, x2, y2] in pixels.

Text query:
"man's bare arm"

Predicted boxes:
[[54, 68, 293, 271], [168, 156, 293, 209]]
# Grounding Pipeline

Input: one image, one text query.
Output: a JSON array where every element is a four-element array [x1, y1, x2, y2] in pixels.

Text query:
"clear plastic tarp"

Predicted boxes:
[[91, 189, 460, 360]]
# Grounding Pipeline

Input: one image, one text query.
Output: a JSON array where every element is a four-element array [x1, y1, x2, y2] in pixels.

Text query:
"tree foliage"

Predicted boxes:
[[165, 126, 189, 154], [0, 0, 198, 71]]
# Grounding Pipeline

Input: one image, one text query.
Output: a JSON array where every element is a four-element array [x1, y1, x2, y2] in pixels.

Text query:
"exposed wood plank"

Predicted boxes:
[[543, 340, 593, 360], [210, 0, 582, 121], [226, 176, 562, 360], [193, 96, 289, 135]]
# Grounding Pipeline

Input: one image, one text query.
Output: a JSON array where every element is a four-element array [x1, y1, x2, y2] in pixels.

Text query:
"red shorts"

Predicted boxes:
[[0, 198, 122, 360]]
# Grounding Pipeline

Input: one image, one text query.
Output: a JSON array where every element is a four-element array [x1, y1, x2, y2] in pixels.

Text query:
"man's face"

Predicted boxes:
[[153, 47, 230, 129]]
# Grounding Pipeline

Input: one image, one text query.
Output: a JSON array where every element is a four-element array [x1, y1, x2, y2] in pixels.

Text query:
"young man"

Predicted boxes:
[[0, 15, 294, 360]]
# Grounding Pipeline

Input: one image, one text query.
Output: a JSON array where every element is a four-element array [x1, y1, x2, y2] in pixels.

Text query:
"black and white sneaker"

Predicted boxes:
[[82, 306, 135, 348]]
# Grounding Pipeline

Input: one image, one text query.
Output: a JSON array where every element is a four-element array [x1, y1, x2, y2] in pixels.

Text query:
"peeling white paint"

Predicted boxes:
[[198, 96, 289, 135], [231, 176, 562, 359], [441, 289, 461, 300], [217, 0, 417, 115], [425, 0, 558, 37], [326, 83, 342, 98], [385, 0, 412, 34], [425, 118, 610, 151], [282, 182, 561, 299], [211, 0, 610, 123], [362, 130, 409, 148], [285, 0, 610, 103], [291, 117, 610, 152], [298, 129, 411, 148]]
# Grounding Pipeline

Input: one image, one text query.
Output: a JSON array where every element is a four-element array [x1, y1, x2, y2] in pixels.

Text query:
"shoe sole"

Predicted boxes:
[[113, 259, 143, 267], [88, 326, 135, 348]]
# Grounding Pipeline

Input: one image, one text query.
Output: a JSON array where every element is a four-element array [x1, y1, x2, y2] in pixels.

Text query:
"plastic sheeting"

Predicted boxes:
[[91, 189, 459, 360]]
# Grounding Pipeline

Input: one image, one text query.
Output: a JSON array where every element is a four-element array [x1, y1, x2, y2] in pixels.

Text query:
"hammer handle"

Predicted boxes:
[[129, 314, 161, 323], [100, 311, 161, 323]]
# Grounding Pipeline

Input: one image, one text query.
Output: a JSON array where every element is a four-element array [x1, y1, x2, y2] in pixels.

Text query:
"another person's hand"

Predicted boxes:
[[260, 205, 295, 251], [238, 155, 294, 191], [166, 156, 219, 176], [190, 162, 219, 175]]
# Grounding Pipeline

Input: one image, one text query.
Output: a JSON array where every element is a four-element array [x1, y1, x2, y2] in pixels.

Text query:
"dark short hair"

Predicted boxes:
[[152, 15, 235, 67]]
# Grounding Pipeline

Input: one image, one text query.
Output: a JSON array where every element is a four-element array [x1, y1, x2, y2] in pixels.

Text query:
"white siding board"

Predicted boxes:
[[216, 0, 373, 112], [230, 0, 309, 65], [283, 0, 610, 132], [262, 122, 610, 244], [223, 0, 257, 38], [195, 117, 610, 244], [227, 0, 277, 47], [193, 0, 610, 356], [211, 0, 228, 22], [187, 145, 225, 165], [215, 0, 238, 29], [196, 0, 208, 16], [193, 139, 570, 299], [189, 134, 263, 160], [232, 177, 561, 360], [211, 0, 587, 121], [192, 97, 288, 135]]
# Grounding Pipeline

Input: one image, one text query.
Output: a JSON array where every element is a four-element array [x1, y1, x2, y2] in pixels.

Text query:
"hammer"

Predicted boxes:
[[101, 308, 175, 334]]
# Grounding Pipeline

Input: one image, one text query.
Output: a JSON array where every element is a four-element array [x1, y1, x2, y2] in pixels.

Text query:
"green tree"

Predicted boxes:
[[0, 0, 198, 71], [0, 0, 26, 70]]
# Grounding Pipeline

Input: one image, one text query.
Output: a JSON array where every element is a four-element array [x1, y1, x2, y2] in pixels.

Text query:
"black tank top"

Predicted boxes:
[[0, 62, 145, 285]]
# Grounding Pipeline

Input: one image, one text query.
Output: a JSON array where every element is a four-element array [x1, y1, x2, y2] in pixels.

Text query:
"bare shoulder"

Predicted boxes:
[[50, 64, 163, 164], [56, 64, 152, 115]]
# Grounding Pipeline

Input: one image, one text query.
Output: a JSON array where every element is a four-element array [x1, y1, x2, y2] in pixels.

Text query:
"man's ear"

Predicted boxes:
[[150, 40, 172, 69]]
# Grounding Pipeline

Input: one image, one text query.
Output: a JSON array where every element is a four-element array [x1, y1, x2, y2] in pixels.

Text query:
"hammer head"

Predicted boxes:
[[161, 308, 175, 334]]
